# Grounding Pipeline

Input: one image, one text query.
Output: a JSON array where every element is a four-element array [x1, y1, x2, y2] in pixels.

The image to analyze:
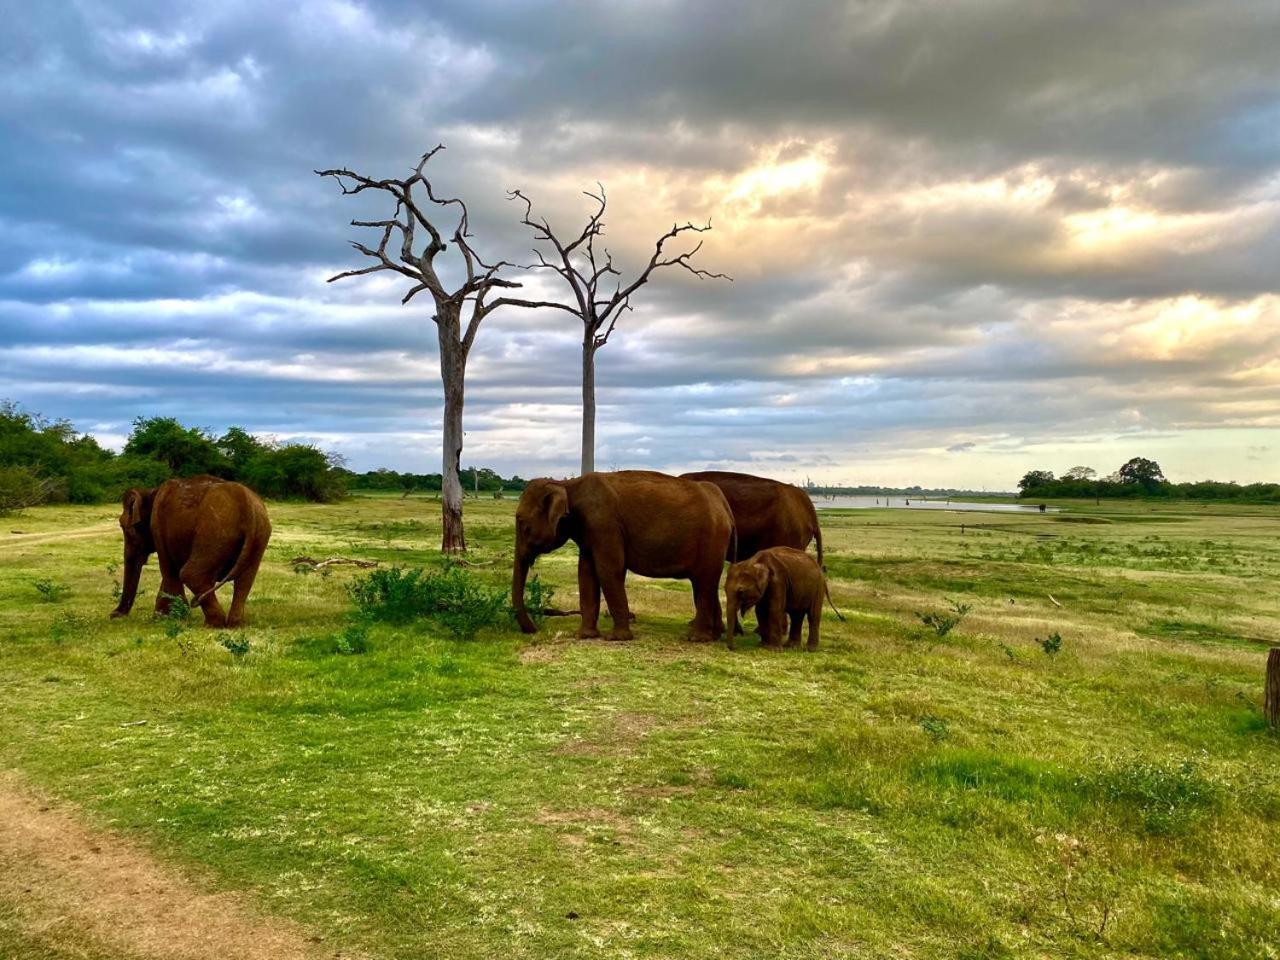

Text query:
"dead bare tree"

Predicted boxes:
[[509, 186, 730, 474], [317, 146, 561, 553]]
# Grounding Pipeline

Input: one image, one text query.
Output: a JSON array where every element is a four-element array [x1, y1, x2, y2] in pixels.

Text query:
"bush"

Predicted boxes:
[[917, 598, 972, 637], [32, 578, 68, 603], [0, 465, 51, 513], [1037, 631, 1063, 656], [334, 623, 369, 655], [515, 575, 556, 629], [220, 634, 251, 659], [348, 564, 508, 640]]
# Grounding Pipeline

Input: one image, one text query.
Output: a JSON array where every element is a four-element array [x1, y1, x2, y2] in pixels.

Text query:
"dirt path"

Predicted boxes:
[[0, 772, 351, 960], [2, 523, 118, 548]]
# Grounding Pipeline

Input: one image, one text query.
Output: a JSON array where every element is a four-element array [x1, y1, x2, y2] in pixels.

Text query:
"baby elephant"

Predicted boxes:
[[724, 546, 829, 651]]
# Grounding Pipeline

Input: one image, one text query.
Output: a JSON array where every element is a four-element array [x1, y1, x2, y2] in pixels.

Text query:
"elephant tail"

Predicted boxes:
[[194, 511, 267, 606], [823, 574, 845, 622], [814, 521, 825, 571]]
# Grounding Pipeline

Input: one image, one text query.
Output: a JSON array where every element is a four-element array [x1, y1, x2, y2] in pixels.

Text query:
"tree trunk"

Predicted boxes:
[[581, 338, 596, 475], [438, 312, 467, 555]]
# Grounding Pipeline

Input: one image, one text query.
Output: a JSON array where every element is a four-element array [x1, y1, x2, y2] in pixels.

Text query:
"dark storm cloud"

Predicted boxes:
[[2, 0, 1279, 483]]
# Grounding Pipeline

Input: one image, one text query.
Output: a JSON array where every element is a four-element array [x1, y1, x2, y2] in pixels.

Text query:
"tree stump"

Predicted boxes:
[[1266, 648, 1280, 731]]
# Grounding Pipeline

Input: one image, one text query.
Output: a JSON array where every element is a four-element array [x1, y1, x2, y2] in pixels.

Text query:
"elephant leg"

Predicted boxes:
[[226, 568, 257, 629], [806, 597, 822, 651], [594, 555, 632, 642], [180, 556, 228, 628], [688, 572, 721, 643], [154, 549, 184, 616], [760, 587, 786, 648], [786, 611, 804, 648], [577, 552, 602, 640]]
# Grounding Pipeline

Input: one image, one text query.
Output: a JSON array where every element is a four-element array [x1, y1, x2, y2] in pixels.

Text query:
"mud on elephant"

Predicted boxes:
[[111, 475, 272, 628], [511, 470, 736, 643]]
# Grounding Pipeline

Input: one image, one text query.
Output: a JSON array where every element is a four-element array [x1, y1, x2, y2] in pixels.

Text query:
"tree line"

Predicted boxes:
[[0, 402, 528, 512], [1017, 457, 1280, 502]]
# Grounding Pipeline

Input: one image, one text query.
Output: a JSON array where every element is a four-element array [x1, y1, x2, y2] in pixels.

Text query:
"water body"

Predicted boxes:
[[812, 496, 1057, 514]]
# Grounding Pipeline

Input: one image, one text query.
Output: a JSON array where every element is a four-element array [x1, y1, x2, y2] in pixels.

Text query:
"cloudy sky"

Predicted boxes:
[[4, 0, 1280, 488]]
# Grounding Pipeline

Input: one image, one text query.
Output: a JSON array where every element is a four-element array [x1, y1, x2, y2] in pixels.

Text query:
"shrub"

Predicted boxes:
[[917, 597, 972, 637], [220, 634, 251, 659], [33, 578, 69, 603], [334, 623, 369, 655], [0, 465, 51, 513], [514, 574, 556, 628], [348, 564, 507, 641], [1037, 631, 1063, 656]]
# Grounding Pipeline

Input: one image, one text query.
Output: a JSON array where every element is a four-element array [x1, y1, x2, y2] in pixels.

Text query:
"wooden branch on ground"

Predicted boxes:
[[1047, 594, 1062, 608], [290, 556, 380, 570]]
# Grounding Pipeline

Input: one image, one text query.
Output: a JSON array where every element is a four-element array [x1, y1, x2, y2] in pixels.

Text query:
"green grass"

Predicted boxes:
[[2, 495, 1279, 958]]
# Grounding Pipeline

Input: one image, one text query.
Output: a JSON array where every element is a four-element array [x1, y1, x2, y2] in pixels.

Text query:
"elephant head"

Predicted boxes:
[[724, 558, 770, 641], [510, 479, 570, 633], [111, 486, 156, 618]]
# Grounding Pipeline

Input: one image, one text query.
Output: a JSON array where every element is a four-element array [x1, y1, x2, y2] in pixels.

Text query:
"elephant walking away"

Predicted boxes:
[[111, 476, 272, 628], [511, 471, 736, 643], [679, 471, 823, 565]]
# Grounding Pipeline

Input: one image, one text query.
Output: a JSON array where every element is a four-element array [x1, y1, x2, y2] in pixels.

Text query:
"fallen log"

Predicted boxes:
[[290, 555, 380, 570]]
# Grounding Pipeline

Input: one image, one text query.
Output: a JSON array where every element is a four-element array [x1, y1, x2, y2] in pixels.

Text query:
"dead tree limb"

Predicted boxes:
[[318, 147, 556, 553], [508, 186, 730, 473]]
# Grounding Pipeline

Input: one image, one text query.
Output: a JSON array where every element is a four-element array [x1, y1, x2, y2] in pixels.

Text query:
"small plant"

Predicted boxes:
[[916, 597, 971, 637], [157, 593, 192, 647], [512, 574, 556, 628], [334, 623, 369, 655], [998, 642, 1020, 662], [220, 634, 251, 659], [106, 562, 122, 601], [348, 563, 507, 641], [33, 578, 69, 603], [1082, 757, 1221, 836], [919, 715, 950, 741], [1037, 631, 1063, 656]]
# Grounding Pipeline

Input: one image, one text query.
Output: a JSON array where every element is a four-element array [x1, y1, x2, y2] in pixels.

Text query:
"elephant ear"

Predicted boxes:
[[542, 484, 569, 530], [751, 561, 770, 592], [122, 488, 152, 527]]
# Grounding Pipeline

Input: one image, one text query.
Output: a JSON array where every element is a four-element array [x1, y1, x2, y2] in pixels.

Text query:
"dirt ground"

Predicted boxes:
[[0, 772, 347, 960]]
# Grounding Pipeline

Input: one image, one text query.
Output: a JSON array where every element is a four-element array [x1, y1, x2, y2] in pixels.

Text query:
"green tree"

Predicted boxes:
[[1117, 457, 1166, 491], [124, 417, 227, 476], [217, 426, 266, 477], [1017, 470, 1055, 494]]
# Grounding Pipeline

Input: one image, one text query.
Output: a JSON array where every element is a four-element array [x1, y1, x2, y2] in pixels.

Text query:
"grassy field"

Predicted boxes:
[[1, 494, 1278, 959]]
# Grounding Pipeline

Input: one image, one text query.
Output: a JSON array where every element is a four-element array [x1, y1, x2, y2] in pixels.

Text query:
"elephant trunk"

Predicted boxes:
[[727, 600, 739, 649], [511, 553, 538, 634], [113, 551, 145, 617]]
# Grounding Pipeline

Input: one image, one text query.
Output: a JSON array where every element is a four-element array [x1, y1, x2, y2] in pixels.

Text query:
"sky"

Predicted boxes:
[[3, 0, 1280, 489]]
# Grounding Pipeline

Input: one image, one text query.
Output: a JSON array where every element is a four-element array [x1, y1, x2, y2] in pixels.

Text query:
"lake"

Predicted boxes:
[[811, 496, 1057, 513]]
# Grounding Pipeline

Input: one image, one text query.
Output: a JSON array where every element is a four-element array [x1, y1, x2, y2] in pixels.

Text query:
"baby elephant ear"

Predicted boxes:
[[751, 561, 770, 588]]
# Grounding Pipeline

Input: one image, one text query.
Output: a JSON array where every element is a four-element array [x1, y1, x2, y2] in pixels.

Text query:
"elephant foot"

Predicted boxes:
[[109, 609, 128, 619], [688, 628, 716, 644], [760, 638, 784, 650], [806, 642, 819, 652], [578, 626, 602, 640], [605, 627, 633, 643]]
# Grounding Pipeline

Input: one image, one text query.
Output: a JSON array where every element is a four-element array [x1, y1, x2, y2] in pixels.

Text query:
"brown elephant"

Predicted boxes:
[[724, 547, 826, 651], [111, 475, 272, 628], [680, 471, 823, 565], [511, 471, 735, 643]]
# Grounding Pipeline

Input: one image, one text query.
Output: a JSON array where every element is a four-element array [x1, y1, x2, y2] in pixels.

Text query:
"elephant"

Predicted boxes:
[[511, 471, 736, 643], [111, 475, 272, 628], [724, 547, 827, 651], [679, 471, 823, 565]]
